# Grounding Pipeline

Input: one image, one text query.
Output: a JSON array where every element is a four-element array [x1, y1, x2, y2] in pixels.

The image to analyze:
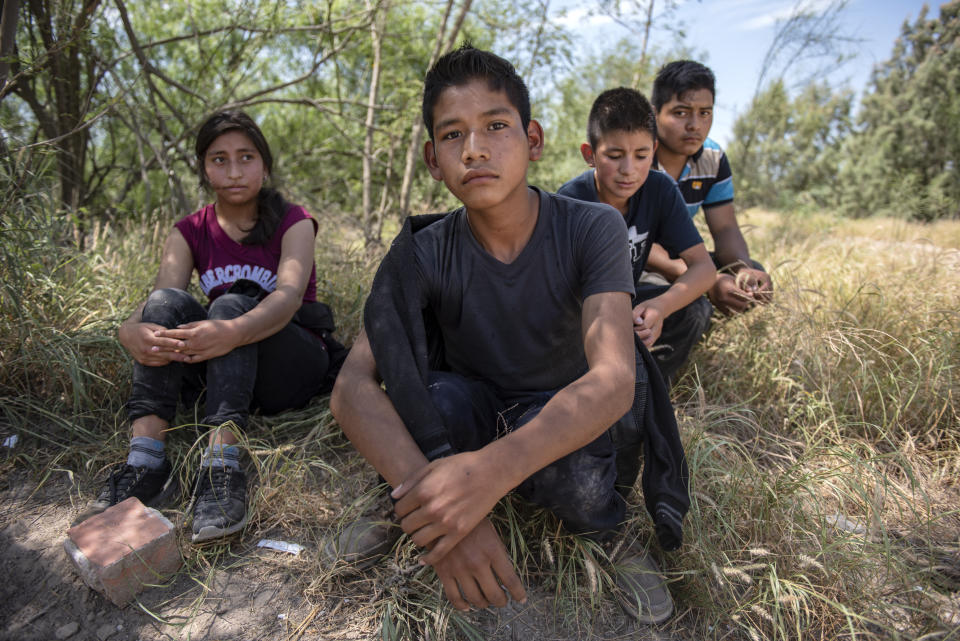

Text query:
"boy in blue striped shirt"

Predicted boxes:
[[647, 60, 773, 318]]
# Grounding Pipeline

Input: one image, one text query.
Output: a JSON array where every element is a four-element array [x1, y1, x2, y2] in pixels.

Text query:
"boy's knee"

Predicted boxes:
[[426, 372, 476, 426], [207, 293, 258, 320], [663, 296, 712, 339]]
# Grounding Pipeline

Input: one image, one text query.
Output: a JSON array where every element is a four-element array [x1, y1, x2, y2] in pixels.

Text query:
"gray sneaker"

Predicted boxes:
[[322, 513, 400, 571], [613, 546, 674, 624]]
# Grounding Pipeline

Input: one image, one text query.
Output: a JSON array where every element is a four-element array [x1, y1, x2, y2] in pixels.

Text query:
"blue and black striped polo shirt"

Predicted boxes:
[[654, 137, 734, 219]]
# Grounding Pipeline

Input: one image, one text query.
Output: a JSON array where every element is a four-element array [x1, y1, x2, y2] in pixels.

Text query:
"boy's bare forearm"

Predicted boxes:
[[713, 228, 752, 269], [394, 322, 634, 566], [645, 248, 716, 318], [330, 333, 429, 488], [645, 243, 687, 281], [704, 203, 754, 269]]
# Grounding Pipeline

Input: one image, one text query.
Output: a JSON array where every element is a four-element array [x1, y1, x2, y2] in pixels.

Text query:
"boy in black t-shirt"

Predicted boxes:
[[329, 47, 687, 625], [559, 88, 716, 384]]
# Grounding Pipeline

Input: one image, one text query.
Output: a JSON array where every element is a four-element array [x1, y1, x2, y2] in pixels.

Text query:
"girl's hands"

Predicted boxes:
[[154, 319, 240, 363], [119, 322, 192, 366]]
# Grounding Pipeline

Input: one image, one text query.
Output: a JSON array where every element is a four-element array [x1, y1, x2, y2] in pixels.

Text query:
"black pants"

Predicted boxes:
[[634, 282, 712, 385], [126, 288, 330, 429], [635, 256, 766, 384], [425, 371, 630, 538]]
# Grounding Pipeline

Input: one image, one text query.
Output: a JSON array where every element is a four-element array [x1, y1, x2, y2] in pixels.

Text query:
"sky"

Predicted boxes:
[[551, 0, 934, 147]]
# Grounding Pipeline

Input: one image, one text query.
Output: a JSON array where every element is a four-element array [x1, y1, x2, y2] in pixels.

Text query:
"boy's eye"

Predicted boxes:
[[210, 156, 225, 164], [674, 109, 688, 117], [242, 153, 256, 161], [441, 130, 461, 140], [605, 153, 622, 160], [489, 121, 507, 131]]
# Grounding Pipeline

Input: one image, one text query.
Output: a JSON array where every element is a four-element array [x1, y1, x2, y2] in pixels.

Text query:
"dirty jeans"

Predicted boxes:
[[425, 371, 626, 538], [126, 288, 329, 429]]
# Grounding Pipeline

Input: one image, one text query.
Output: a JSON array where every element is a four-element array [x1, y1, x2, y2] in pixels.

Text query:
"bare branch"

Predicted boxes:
[[11, 93, 117, 151], [222, 21, 366, 108], [113, 0, 203, 101]]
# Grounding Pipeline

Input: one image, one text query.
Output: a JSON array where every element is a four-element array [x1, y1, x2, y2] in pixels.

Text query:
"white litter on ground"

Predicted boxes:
[[257, 539, 304, 555]]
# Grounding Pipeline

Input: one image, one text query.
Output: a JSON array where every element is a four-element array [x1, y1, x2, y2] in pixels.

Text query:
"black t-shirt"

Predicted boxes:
[[414, 188, 634, 397], [557, 169, 703, 290]]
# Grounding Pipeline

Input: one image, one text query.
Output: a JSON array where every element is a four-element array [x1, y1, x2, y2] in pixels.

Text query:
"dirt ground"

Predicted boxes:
[[0, 467, 686, 641]]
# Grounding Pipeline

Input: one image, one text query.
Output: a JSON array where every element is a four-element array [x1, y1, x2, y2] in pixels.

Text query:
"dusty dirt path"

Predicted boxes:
[[0, 469, 685, 641]]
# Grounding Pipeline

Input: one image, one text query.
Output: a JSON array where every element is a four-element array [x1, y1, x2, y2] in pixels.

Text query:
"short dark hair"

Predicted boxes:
[[652, 60, 716, 112], [195, 110, 288, 246], [587, 87, 657, 148], [421, 44, 531, 141]]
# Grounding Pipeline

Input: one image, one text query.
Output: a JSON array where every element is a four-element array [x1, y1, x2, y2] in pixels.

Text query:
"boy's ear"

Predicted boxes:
[[527, 119, 545, 161], [423, 140, 443, 181], [580, 143, 595, 167]]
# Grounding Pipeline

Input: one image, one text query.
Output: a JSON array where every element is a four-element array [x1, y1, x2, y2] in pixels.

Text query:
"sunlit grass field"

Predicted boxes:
[[1, 195, 957, 639]]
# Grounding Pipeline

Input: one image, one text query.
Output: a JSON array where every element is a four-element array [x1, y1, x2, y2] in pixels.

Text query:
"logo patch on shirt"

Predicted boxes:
[[627, 226, 649, 264], [692, 180, 703, 190]]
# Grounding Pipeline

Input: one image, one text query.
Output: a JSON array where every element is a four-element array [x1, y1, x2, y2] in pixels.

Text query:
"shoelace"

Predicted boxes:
[[106, 465, 143, 502], [195, 466, 232, 502]]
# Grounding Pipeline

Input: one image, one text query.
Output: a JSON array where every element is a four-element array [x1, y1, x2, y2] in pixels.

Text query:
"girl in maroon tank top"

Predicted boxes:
[[76, 112, 339, 544]]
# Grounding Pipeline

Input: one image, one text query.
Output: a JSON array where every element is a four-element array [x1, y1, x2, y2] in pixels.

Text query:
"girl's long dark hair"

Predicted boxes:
[[195, 110, 288, 246]]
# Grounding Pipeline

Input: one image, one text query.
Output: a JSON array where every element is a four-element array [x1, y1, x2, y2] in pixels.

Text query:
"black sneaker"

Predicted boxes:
[[74, 459, 179, 525], [191, 465, 248, 543]]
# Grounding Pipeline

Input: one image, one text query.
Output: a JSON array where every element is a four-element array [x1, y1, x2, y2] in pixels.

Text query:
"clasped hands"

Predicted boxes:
[[391, 450, 527, 610], [121, 319, 237, 365]]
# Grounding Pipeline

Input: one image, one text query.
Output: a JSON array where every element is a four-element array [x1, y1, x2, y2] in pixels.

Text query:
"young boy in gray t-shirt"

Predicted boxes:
[[329, 46, 684, 625]]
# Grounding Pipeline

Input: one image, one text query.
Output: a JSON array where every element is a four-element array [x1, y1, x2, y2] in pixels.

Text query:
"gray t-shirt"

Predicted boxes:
[[414, 188, 634, 397]]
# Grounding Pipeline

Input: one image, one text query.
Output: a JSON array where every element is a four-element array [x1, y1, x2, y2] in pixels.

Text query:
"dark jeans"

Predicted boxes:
[[635, 256, 767, 384], [127, 288, 330, 429], [634, 282, 712, 386], [425, 371, 627, 538]]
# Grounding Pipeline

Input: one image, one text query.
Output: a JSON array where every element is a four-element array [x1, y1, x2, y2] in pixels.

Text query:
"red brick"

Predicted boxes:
[[65, 497, 181, 606]]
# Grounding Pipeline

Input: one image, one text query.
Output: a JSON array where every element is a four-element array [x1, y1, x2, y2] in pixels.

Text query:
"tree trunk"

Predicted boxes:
[[12, 0, 103, 245], [361, 0, 386, 245], [0, 0, 20, 93], [631, 0, 654, 88], [397, 0, 472, 218]]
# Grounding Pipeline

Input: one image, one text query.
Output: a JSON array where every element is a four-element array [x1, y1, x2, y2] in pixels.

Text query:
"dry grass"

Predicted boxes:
[[670, 207, 960, 640], [1, 195, 958, 639]]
